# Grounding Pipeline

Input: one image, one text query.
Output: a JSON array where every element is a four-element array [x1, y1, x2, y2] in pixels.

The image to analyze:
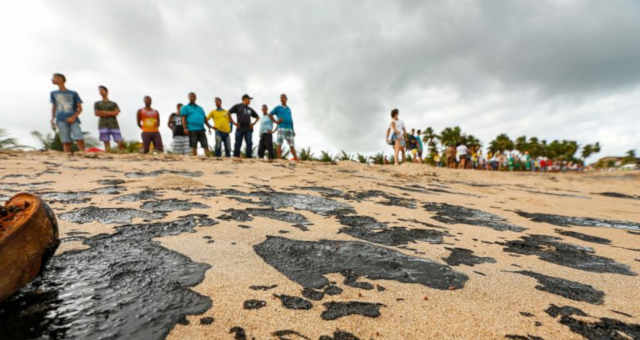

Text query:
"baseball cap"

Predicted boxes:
[[242, 94, 253, 100]]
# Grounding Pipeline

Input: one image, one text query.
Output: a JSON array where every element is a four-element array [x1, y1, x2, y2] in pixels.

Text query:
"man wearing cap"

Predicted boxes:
[[229, 94, 260, 158]]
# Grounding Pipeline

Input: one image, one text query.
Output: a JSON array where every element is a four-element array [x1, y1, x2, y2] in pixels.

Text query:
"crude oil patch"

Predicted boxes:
[[115, 189, 160, 202], [343, 190, 416, 209], [335, 213, 446, 246], [544, 304, 640, 339], [597, 192, 640, 200], [272, 329, 311, 340], [141, 199, 209, 212], [290, 186, 344, 198], [554, 229, 611, 244], [250, 191, 354, 216], [60, 206, 166, 224], [0, 214, 216, 340], [39, 191, 93, 204], [273, 294, 313, 310], [96, 179, 126, 186], [254, 236, 468, 290], [319, 329, 361, 340], [125, 169, 203, 178], [219, 208, 310, 226], [243, 299, 267, 310], [92, 186, 125, 195], [320, 301, 384, 320], [424, 202, 526, 232], [501, 234, 636, 276], [442, 247, 496, 267], [512, 270, 604, 304], [515, 210, 640, 231]]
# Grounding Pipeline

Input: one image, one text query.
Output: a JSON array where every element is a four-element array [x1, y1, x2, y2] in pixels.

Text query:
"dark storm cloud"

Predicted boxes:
[[5, 0, 640, 156]]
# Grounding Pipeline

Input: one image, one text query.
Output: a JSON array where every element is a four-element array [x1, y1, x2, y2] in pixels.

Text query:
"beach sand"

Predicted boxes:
[[0, 151, 639, 340]]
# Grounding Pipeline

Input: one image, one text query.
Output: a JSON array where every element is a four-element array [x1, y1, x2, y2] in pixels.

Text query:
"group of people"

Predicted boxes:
[[49, 73, 298, 160], [385, 109, 425, 165]]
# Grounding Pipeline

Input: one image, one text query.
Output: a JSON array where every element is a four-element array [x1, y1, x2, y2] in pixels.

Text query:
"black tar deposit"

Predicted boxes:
[[320, 301, 384, 320], [96, 179, 126, 186], [272, 329, 311, 340], [250, 191, 354, 215], [597, 192, 640, 200], [502, 234, 636, 276], [115, 189, 160, 202], [125, 169, 203, 178], [424, 202, 527, 232], [554, 229, 611, 244], [515, 210, 640, 232], [545, 304, 640, 339], [343, 190, 416, 209], [442, 247, 497, 267], [254, 236, 468, 290], [92, 186, 125, 195], [335, 213, 446, 246], [273, 294, 313, 310], [0, 214, 216, 340], [243, 299, 267, 310], [219, 208, 310, 226], [39, 191, 93, 204], [319, 329, 361, 340], [512, 270, 605, 304], [504, 335, 544, 340], [249, 284, 278, 291], [229, 326, 248, 340], [141, 199, 209, 212], [60, 206, 165, 224]]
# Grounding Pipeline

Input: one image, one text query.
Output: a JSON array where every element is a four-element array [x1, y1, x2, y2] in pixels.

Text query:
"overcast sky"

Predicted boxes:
[[1, 1, 638, 159]]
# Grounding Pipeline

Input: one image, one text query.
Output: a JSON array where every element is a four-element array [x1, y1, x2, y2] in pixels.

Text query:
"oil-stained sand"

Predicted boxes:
[[0, 151, 639, 340]]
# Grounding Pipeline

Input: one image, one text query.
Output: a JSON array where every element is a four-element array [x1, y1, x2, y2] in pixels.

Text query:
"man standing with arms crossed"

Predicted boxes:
[[50, 73, 85, 153], [136, 95, 164, 153], [229, 94, 259, 158], [271, 93, 298, 161], [94, 85, 124, 152]]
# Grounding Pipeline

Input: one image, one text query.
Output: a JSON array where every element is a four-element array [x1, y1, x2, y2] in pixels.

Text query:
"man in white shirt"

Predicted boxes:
[[456, 143, 468, 169]]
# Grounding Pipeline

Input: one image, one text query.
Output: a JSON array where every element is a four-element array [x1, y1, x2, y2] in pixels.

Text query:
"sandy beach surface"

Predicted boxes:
[[1, 151, 639, 340]]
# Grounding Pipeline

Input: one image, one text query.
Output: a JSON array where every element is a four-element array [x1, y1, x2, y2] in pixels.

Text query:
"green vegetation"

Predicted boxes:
[[337, 150, 352, 161], [319, 151, 334, 163], [298, 147, 314, 161], [0, 129, 23, 150], [31, 130, 98, 152], [356, 153, 368, 164]]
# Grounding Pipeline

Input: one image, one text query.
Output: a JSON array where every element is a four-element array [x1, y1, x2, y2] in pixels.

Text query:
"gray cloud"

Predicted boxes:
[[2, 0, 638, 158]]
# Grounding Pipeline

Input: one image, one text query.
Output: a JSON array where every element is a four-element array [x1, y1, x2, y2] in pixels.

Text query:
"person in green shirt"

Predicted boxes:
[[94, 85, 124, 152]]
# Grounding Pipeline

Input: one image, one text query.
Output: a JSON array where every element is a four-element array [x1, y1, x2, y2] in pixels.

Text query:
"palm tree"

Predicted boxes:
[[514, 136, 528, 154], [0, 129, 22, 150], [439, 126, 463, 147], [488, 134, 514, 154], [422, 127, 439, 163], [622, 149, 637, 165]]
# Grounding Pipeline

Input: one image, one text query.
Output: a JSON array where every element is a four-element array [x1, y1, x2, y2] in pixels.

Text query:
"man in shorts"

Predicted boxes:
[[206, 97, 232, 157], [271, 93, 299, 161], [181, 92, 212, 156], [229, 94, 260, 158], [168, 103, 190, 155], [94, 85, 124, 152], [137, 95, 164, 153], [50, 73, 85, 153], [257, 104, 278, 160]]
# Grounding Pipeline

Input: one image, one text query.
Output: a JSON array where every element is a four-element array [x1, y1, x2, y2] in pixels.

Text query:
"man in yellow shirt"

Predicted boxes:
[[206, 97, 232, 157]]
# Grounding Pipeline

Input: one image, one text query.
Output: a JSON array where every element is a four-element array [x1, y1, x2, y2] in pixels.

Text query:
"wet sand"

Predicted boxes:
[[0, 151, 639, 340]]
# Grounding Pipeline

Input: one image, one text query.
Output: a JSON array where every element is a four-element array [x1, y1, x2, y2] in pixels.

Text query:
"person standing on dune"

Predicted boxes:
[[257, 104, 278, 160], [50, 73, 85, 153], [137, 95, 163, 153], [168, 103, 189, 155], [206, 97, 232, 157], [385, 108, 406, 165], [229, 94, 260, 158], [94, 85, 124, 152], [181, 92, 212, 156], [271, 93, 299, 161]]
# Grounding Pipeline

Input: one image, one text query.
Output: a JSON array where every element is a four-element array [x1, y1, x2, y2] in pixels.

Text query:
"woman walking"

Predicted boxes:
[[385, 108, 407, 165]]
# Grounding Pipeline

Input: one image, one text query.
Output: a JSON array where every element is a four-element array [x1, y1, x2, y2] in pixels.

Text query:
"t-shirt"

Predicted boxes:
[[94, 100, 120, 129], [138, 107, 159, 133], [229, 103, 259, 132], [207, 108, 230, 133], [389, 119, 405, 134], [50, 89, 82, 122], [169, 113, 186, 137], [457, 145, 468, 156], [416, 137, 424, 152], [259, 115, 275, 135], [270, 105, 293, 130], [180, 103, 206, 131]]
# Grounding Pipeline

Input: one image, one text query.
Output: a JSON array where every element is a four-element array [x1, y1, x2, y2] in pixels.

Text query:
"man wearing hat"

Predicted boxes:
[[229, 94, 260, 158]]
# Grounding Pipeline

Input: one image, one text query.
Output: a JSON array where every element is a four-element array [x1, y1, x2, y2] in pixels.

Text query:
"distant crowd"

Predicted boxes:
[[49, 73, 298, 160], [386, 108, 583, 171]]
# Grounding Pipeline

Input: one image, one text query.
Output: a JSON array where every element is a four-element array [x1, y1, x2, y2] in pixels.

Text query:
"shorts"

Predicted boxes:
[[277, 128, 295, 148], [390, 133, 405, 147], [57, 120, 83, 144], [99, 128, 122, 142], [189, 130, 208, 149]]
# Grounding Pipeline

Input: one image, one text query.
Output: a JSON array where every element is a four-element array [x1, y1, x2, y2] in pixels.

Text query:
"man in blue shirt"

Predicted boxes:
[[50, 73, 85, 153], [271, 93, 298, 161], [181, 92, 212, 156]]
